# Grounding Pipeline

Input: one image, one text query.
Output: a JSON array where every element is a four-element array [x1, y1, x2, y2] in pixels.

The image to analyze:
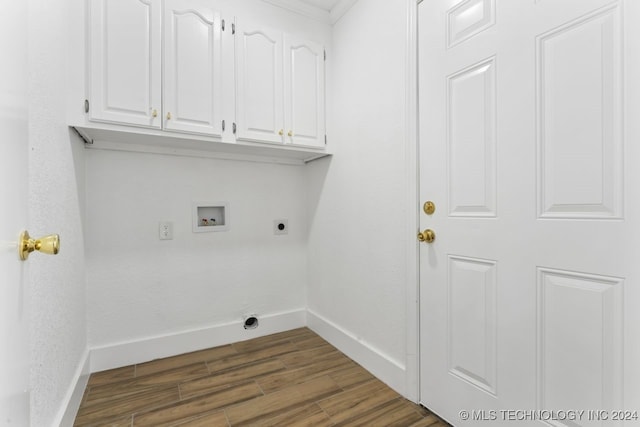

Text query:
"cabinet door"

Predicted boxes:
[[284, 36, 325, 148], [235, 20, 284, 144], [163, 0, 223, 136], [88, 0, 161, 128]]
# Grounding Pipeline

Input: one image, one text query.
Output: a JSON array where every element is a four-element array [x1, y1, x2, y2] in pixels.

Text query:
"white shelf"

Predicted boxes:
[[71, 124, 331, 166]]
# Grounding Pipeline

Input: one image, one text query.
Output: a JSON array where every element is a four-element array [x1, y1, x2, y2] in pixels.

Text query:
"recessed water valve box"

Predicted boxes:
[[192, 202, 229, 233]]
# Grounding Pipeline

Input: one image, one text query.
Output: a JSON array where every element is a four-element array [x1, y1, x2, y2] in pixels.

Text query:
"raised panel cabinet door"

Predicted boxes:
[[88, 0, 161, 128], [163, 0, 223, 136], [235, 20, 284, 144], [283, 35, 325, 148]]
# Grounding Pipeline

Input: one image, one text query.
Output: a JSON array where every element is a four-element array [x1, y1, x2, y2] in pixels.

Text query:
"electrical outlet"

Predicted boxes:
[[159, 221, 173, 240], [274, 219, 288, 235]]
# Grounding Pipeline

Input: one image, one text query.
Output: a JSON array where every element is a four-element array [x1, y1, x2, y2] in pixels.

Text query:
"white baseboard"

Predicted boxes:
[[89, 309, 307, 373], [306, 309, 406, 396], [56, 348, 90, 427]]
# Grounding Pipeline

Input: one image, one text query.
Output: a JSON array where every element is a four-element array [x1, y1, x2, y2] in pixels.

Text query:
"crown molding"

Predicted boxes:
[[330, 0, 359, 24], [262, 0, 359, 25]]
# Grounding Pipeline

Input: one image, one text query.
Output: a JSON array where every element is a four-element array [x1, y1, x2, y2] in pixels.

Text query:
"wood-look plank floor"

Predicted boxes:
[[75, 328, 450, 426]]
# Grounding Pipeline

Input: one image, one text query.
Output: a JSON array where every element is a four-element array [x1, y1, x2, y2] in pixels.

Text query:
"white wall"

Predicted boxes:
[[306, 0, 413, 395], [28, 0, 88, 425], [84, 151, 308, 352]]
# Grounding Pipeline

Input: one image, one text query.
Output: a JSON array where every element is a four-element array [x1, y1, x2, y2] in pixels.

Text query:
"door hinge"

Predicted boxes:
[[324, 135, 327, 145], [232, 23, 235, 35], [84, 99, 90, 113], [222, 120, 225, 131], [323, 49, 326, 61], [232, 122, 236, 134], [222, 19, 225, 32]]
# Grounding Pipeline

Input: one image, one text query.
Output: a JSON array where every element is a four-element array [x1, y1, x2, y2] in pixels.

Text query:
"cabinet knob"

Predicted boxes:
[[166, 112, 172, 120], [278, 129, 284, 136], [152, 109, 158, 118], [288, 130, 293, 137]]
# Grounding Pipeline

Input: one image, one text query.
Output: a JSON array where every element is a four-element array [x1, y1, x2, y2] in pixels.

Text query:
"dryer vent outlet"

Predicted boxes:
[[243, 315, 259, 330]]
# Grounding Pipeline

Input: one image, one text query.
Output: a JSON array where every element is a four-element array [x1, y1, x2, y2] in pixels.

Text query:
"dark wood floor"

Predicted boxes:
[[74, 327, 449, 426]]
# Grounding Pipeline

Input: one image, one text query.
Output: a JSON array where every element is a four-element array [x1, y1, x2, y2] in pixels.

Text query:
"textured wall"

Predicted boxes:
[[306, 0, 410, 373], [28, 0, 88, 425], [85, 150, 308, 348]]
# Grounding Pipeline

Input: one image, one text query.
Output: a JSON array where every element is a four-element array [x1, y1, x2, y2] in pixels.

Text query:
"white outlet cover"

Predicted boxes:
[[274, 219, 288, 235], [159, 221, 173, 240]]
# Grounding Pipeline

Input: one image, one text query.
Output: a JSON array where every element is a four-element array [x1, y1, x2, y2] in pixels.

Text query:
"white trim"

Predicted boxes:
[[329, 0, 359, 24], [404, 0, 420, 404], [307, 309, 407, 395], [261, 0, 331, 24], [261, 0, 359, 25], [89, 309, 307, 373], [54, 348, 90, 427]]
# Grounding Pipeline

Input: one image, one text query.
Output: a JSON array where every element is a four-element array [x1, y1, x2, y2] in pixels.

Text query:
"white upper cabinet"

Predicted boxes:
[[235, 20, 284, 145], [284, 35, 325, 148], [236, 21, 325, 148], [163, 0, 223, 136], [88, 0, 161, 128], [81, 1, 329, 162]]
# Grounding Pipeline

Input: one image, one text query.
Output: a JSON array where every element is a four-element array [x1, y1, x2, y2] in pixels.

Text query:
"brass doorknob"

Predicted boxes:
[[278, 129, 284, 136], [417, 229, 436, 243], [423, 201, 436, 215], [288, 130, 293, 137], [19, 230, 60, 261]]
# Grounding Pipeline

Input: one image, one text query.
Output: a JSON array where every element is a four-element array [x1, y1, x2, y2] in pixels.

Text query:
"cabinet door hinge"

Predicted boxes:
[[324, 135, 327, 145], [222, 19, 225, 31], [84, 99, 90, 113], [232, 23, 235, 35], [232, 122, 236, 134], [324, 49, 326, 61], [222, 120, 225, 131]]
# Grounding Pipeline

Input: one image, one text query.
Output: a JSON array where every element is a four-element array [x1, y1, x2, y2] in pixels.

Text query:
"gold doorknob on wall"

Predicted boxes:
[[417, 229, 436, 243], [19, 230, 60, 261]]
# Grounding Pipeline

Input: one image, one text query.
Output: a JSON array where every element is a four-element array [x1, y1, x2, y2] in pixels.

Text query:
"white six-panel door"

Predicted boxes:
[[418, 0, 640, 425], [163, 0, 223, 136], [88, 0, 162, 128]]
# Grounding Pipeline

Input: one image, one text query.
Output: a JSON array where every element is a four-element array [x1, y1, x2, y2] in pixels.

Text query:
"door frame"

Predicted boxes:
[[403, 0, 421, 404]]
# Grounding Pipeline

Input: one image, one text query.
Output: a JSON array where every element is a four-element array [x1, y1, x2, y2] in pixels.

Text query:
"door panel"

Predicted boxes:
[[88, 0, 161, 128], [235, 20, 283, 144], [284, 35, 325, 148], [537, 269, 624, 417], [419, 0, 638, 425], [163, 0, 223, 136], [0, 0, 30, 424], [536, 5, 622, 219], [448, 256, 497, 396], [447, 56, 496, 217]]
